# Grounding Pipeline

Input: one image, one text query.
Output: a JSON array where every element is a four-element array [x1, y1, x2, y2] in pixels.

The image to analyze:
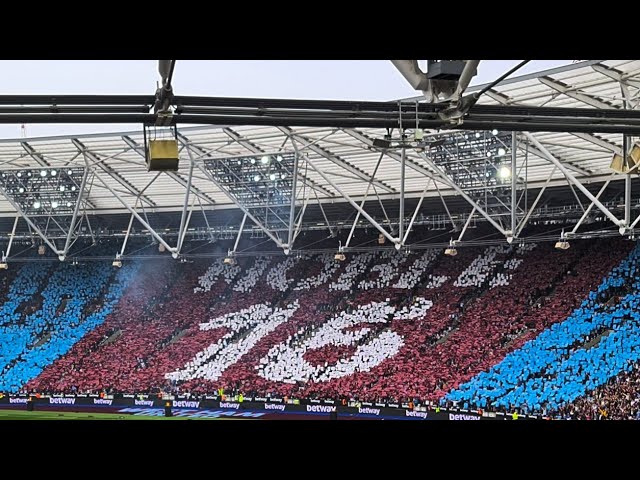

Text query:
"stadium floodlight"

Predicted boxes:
[[555, 240, 570, 250], [475, 132, 481, 138], [269, 173, 277, 181], [253, 174, 261, 182], [0, 166, 85, 216], [491, 129, 499, 136], [498, 165, 511, 179], [498, 147, 506, 156], [112, 259, 122, 268], [334, 252, 346, 261], [261, 155, 270, 165], [223, 256, 236, 265], [0, 262, 7, 270]]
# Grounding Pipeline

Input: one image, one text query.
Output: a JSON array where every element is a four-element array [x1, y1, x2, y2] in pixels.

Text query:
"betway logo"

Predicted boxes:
[[405, 410, 428, 418], [49, 397, 76, 405], [219, 402, 239, 409], [9, 398, 28, 404], [93, 399, 113, 405], [449, 413, 480, 421], [306, 405, 336, 413], [174, 400, 201, 408], [358, 407, 380, 415], [264, 403, 286, 411], [134, 399, 154, 406]]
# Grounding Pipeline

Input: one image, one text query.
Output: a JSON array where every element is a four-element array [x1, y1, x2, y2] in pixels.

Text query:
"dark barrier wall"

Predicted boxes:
[[0, 393, 540, 420]]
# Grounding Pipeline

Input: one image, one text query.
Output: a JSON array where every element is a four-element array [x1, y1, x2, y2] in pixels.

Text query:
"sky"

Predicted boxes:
[[0, 60, 573, 139]]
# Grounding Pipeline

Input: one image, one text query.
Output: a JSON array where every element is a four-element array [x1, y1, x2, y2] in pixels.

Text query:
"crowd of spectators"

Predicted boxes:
[[10, 238, 639, 419], [447, 240, 637, 412]]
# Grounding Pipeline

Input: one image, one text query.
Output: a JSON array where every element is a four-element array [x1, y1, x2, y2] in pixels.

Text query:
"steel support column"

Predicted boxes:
[[0, 184, 59, 255], [399, 146, 406, 245], [417, 152, 508, 235], [312, 187, 334, 238], [306, 157, 397, 245], [570, 176, 614, 235], [182, 142, 285, 248], [287, 146, 300, 253], [91, 168, 176, 253], [630, 212, 640, 230], [224, 127, 334, 199], [457, 207, 477, 243], [279, 127, 395, 194], [516, 166, 558, 237], [61, 167, 90, 259], [524, 132, 623, 227], [345, 152, 386, 248], [176, 148, 196, 256], [403, 178, 432, 245], [293, 188, 311, 243], [433, 181, 457, 230], [121, 135, 217, 206], [624, 135, 632, 228], [120, 211, 136, 257], [232, 213, 248, 254], [72, 139, 156, 208], [511, 131, 517, 237], [341, 129, 507, 236], [2, 216, 20, 261]]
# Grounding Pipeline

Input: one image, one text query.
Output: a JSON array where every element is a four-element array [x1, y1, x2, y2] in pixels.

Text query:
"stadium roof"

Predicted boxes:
[[0, 60, 638, 259]]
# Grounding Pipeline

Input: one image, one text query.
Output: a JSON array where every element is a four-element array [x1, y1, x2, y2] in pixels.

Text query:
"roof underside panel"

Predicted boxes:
[[0, 60, 637, 221]]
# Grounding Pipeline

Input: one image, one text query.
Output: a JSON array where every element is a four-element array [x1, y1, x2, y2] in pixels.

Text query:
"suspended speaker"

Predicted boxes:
[[610, 142, 640, 174], [148, 140, 180, 172]]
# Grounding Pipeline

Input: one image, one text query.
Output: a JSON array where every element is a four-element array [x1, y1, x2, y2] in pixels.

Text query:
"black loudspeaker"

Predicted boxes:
[[164, 403, 173, 417]]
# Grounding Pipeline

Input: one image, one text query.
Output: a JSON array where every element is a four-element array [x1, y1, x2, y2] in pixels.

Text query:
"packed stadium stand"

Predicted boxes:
[[0, 234, 629, 419], [447, 242, 640, 413], [4, 60, 640, 422]]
